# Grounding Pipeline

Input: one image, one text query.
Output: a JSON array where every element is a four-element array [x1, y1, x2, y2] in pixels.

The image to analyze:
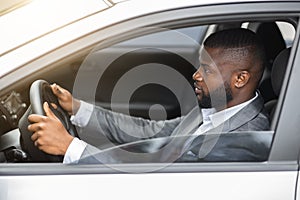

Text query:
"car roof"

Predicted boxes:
[[0, 0, 31, 16], [0, 0, 286, 56], [0, 0, 294, 78], [0, 0, 110, 56]]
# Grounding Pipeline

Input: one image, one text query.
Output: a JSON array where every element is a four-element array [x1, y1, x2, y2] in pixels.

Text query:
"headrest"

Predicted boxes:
[[256, 22, 286, 69], [271, 48, 291, 97]]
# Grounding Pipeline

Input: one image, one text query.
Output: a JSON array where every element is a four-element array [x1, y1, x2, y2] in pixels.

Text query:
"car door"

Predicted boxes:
[[1, 1, 300, 200]]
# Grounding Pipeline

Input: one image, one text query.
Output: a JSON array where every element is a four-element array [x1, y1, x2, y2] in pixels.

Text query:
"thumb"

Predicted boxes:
[[51, 83, 64, 99], [43, 102, 58, 119]]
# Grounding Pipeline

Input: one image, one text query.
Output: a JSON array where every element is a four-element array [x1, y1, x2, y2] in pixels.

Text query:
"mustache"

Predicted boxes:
[[194, 82, 202, 90]]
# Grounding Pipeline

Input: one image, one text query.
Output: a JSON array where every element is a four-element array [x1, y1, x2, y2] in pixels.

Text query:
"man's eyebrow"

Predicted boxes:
[[200, 62, 212, 68]]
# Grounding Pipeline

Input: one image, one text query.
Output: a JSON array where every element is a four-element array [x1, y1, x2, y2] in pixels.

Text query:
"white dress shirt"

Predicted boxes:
[[194, 92, 258, 136], [63, 101, 92, 163], [63, 93, 258, 164], [183, 93, 258, 155]]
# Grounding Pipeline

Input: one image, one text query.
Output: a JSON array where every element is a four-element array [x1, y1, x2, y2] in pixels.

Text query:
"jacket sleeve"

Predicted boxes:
[[77, 105, 182, 145]]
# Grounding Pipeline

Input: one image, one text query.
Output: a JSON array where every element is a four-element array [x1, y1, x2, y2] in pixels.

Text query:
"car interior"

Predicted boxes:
[[0, 18, 296, 163]]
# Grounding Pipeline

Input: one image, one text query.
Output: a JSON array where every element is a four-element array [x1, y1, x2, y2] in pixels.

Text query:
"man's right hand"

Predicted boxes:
[[51, 84, 81, 115]]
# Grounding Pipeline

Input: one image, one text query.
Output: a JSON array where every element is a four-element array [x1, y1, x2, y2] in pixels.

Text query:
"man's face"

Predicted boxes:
[[193, 47, 234, 109]]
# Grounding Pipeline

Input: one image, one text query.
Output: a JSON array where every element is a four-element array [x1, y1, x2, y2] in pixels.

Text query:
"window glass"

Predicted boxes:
[[2, 20, 294, 166], [71, 24, 275, 165], [276, 21, 295, 47]]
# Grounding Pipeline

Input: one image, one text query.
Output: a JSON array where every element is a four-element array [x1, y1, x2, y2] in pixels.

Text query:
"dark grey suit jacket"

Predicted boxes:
[[75, 95, 271, 164]]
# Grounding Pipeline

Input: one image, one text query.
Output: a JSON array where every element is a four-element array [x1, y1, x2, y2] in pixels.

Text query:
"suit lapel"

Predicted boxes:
[[159, 106, 202, 161], [213, 94, 264, 133], [187, 94, 265, 158], [171, 106, 203, 137]]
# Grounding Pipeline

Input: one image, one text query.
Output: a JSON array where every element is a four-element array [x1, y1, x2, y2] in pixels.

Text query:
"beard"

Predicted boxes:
[[198, 82, 233, 109]]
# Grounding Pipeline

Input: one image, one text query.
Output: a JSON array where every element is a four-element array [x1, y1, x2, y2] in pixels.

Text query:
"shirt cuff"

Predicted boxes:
[[63, 137, 87, 164], [70, 100, 94, 127]]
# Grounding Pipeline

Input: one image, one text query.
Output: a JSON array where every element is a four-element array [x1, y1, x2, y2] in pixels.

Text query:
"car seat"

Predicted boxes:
[[264, 47, 291, 120], [257, 22, 287, 102]]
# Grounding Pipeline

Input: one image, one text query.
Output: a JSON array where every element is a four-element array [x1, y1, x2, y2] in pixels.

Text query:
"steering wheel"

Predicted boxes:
[[19, 80, 78, 162]]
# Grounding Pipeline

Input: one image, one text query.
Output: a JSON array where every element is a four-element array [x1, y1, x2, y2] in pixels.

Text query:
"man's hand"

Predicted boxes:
[[51, 83, 81, 115], [28, 102, 74, 155]]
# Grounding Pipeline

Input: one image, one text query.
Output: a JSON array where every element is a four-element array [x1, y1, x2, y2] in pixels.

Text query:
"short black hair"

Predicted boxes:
[[204, 28, 260, 48], [204, 28, 266, 68], [204, 28, 266, 85]]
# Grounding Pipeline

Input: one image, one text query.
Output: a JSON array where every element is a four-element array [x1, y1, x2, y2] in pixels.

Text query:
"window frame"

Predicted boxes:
[[0, 2, 300, 175]]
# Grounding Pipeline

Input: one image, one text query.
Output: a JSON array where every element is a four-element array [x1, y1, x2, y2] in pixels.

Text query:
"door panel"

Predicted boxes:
[[0, 165, 297, 200]]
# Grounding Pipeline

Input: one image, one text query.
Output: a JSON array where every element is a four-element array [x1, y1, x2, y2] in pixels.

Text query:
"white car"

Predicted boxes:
[[1, 0, 300, 199]]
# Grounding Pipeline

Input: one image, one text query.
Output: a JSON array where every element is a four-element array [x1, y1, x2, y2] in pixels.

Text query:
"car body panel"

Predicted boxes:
[[0, 170, 297, 200], [0, 0, 109, 55], [1, 0, 300, 199]]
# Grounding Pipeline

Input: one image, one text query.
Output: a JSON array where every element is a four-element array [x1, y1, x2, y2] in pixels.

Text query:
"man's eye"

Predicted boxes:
[[203, 68, 212, 74]]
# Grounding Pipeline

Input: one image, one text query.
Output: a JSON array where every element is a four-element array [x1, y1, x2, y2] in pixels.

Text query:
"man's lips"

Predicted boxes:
[[194, 82, 203, 95]]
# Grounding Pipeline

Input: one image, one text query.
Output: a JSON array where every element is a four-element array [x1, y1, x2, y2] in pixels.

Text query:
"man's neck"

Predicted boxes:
[[222, 92, 256, 111]]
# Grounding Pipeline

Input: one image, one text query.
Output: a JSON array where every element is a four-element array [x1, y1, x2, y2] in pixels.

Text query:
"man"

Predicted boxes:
[[28, 28, 270, 164]]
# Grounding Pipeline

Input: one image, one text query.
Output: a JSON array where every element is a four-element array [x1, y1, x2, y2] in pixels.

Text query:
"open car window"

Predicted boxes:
[[0, 18, 297, 167], [77, 131, 273, 166]]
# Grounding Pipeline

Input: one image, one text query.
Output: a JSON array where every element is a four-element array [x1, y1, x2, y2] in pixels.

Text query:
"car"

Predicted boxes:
[[1, 0, 300, 199]]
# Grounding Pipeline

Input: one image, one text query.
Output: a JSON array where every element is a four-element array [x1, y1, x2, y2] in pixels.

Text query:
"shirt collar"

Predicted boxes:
[[200, 108, 216, 127], [201, 92, 258, 128]]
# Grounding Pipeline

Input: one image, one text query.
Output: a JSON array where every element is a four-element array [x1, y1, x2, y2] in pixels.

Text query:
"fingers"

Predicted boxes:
[[51, 83, 71, 100], [28, 102, 57, 132], [51, 83, 69, 103], [51, 83, 63, 96], [28, 114, 47, 123], [50, 103, 58, 109], [28, 122, 42, 134], [31, 130, 39, 142], [43, 102, 57, 119], [50, 83, 77, 115], [28, 102, 56, 123], [28, 118, 47, 142]]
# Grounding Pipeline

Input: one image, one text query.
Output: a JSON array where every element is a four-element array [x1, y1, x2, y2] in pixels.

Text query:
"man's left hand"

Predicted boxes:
[[28, 102, 74, 155]]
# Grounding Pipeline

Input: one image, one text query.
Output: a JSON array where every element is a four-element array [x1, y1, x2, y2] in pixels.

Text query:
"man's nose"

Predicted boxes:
[[193, 70, 203, 82]]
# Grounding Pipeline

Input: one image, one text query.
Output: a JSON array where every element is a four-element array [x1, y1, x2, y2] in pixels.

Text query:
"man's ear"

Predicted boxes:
[[233, 70, 250, 88]]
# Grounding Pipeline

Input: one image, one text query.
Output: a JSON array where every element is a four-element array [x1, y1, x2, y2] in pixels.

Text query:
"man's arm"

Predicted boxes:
[[83, 105, 182, 144], [64, 101, 182, 164], [28, 84, 182, 163], [51, 83, 181, 143]]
